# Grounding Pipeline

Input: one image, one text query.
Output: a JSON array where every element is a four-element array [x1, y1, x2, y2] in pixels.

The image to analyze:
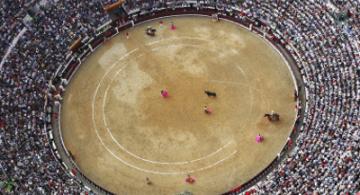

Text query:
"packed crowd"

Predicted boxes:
[[0, 0, 36, 60], [0, 0, 359, 194], [121, 0, 241, 13], [0, 0, 110, 193]]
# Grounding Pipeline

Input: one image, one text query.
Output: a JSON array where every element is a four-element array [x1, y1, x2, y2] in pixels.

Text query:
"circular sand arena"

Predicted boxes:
[[61, 16, 297, 194]]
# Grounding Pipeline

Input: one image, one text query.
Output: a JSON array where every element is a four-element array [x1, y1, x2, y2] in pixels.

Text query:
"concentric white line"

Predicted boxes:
[[91, 38, 238, 174]]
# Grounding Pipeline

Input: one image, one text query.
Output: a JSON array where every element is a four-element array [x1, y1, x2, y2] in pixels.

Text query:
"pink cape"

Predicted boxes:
[[161, 90, 169, 97], [256, 135, 263, 143]]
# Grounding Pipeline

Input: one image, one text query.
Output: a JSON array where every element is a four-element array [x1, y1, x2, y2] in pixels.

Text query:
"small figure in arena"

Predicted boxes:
[[264, 111, 280, 122], [185, 174, 195, 184], [204, 106, 212, 114], [204, 90, 217, 97], [126, 32, 129, 39], [146, 26, 156, 36], [212, 13, 220, 22], [294, 89, 298, 101], [146, 177, 152, 185], [171, 22, 176, 30], [161, 89, 169, 98], [256, 134, 264, 143]]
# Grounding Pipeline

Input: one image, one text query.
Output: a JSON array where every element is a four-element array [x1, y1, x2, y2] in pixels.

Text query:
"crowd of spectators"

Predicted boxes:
[[0, 1, 36, 60], [0, 0, 110, 193], [0, 0, 359, 194]]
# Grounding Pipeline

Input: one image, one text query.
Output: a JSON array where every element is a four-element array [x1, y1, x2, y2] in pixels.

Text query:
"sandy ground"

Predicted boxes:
[[61, 16, 297, 195]]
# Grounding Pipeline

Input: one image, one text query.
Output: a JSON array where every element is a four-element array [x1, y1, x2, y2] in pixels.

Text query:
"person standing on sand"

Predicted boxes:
[[204, 106, 212, 114], [171, 22, 176, 30], [256, 134, 264, 143], [161, 89, 169, 98], [146, 177, 153, 185]]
